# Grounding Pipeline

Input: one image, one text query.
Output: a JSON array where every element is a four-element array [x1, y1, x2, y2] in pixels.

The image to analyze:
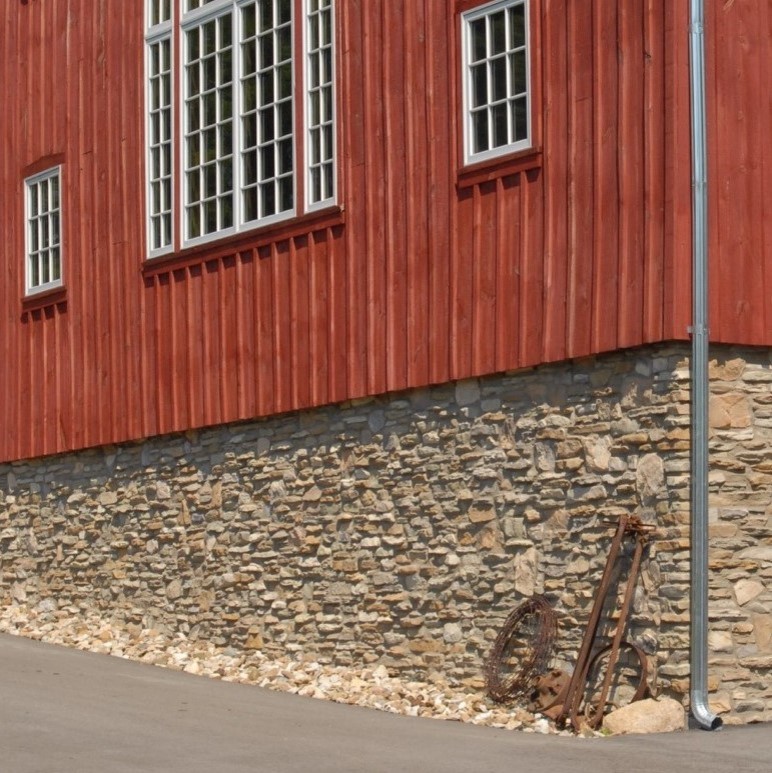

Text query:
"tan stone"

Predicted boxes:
[[752, 614, 772, 651], [636, 454, 665, 504], [585, 437, 611, 472], [735, 579, 764, 606], [514, 547, 537, 597], [709, 393, 752, 429], [603, 698, 685, 735], [468, 501, 496, 523], [710, 693, 733, 714], [478, 525, 502, 550], [710, 522, 739, 539], [708, 630, 733, 652], [709, 357, 746, 381]]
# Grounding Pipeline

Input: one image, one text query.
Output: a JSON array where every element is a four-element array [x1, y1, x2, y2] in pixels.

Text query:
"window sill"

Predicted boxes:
[[457, 147, 543, 189], [142, 206, 345, 277], [22, 286, 67, 312]]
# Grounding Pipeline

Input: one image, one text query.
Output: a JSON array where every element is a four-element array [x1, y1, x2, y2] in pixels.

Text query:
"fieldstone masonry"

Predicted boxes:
[[0, 343, 770, 724]]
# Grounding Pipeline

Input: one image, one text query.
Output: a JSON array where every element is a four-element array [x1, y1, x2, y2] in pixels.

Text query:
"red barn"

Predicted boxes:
[[1, 0, 770, 728]]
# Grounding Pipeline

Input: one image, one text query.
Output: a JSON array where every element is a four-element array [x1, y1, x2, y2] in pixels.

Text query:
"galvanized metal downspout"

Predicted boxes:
[[688, 0, 722, 731]]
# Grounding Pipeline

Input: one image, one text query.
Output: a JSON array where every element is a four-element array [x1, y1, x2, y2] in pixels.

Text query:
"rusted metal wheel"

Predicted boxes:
[[485, 595, 558, 704], [582, 640, 650, 727]]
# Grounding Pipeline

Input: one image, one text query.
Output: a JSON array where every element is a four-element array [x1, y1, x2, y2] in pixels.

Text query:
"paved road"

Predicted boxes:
[[0, 633, 769, 773]]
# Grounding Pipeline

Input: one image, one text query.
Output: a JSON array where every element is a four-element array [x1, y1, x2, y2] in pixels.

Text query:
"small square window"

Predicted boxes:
[[462, 0, 531, 165], [25, 167, 63, 295]]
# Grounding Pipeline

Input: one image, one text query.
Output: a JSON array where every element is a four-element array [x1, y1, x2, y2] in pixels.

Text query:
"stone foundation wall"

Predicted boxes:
[[0, 343, 770, 723]]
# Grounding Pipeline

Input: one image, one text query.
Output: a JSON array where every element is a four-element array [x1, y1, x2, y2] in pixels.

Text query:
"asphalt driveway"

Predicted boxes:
[[0, 633, 769, 772]]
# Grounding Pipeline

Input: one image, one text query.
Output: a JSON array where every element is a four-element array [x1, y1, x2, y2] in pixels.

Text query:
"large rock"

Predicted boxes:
[[603, 698, 685, 735]]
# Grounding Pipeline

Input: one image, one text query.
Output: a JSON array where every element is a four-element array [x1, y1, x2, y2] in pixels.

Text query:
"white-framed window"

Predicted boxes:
[[461, 0, 531, 166], [305, 0, 335, 211], [146, 1, 173, 256], [24, 167, 63, 295], [144, 0, 337, 257]]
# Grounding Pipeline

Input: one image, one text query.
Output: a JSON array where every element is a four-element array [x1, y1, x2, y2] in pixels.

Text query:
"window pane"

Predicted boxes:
[[470, 18, 486, 62], [490, 11, 506, 53], [187, 205, 201, 239], [243, 5, 256, 38], [244, 150, 257, 185], [260, 182, 276, 216], [51, 246, 61, 281], [512, 96, 528, 140], [203, 20, 217, 56], [205, 163, 217, 197], [279, 177, 292, 212], [205, 199, 218, 232], [244, 114, 257, 149], [277, 62, 292, 99], [492, 103, 508, 147], [279, 138, 293, 173], [471, 63, 487, 108], [31, 255, 40, 287], [187, 171, 201, 204], [259, 0, 273, 32], [278, 0, 291, 25], [260, 145, 275, 180], [220, 193, 233, 228], [244, 186, 257, 221], [472, 109, 488, 154], [509, 4, 526, 49], [511, 49, 527, 95], [491, 56, 507, 102]]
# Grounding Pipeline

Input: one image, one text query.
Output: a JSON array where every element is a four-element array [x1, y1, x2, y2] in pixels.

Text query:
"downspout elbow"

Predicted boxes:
[[691, 688, 722, 731]]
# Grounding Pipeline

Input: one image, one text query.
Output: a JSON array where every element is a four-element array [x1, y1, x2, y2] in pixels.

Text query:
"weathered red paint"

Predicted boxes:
[[1, 1, 770, 463]]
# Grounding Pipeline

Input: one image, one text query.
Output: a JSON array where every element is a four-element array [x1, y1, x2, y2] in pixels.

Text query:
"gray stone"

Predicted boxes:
[[455, 380, 480, 407]]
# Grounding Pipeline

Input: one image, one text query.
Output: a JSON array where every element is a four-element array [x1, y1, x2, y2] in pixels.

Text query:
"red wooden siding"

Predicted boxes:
[[1, 0, 769, 464], [707, 0, 772, 345]]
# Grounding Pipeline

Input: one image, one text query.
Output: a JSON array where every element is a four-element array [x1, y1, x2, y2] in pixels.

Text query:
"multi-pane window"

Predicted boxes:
[[462, 0, 530, 165], [145, 0, 337, 256], [305, 0, 334, 209], [146, 1, 173, 254], [184, 13, 235, 238], [25, 168, 63, 294]]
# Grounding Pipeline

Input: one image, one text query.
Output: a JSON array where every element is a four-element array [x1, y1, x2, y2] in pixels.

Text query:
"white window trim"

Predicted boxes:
[[461, 0, 532, 167], [145, 5, 174, 259], [24, 166, 64, 297], [303, 0, 336, 213]]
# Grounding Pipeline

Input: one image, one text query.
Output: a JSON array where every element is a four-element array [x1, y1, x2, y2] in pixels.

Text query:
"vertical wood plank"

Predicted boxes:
[[591, 0, 619, 352], [566, 0, 594, 356], [643, 0, 666, 342], [617, 0, 645, 347], [542, 0, 568, 362]]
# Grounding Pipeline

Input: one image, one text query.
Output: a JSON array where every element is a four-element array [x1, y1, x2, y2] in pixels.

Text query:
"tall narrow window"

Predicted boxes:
[[239, 0, 295, 224], [183, 12, 235, 239], [146, 1, 173, 254], [305, 0, 335, 209], [145, 0, 336, 257], [462, 0, 530, 165], [25, 168, 63, 295]]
